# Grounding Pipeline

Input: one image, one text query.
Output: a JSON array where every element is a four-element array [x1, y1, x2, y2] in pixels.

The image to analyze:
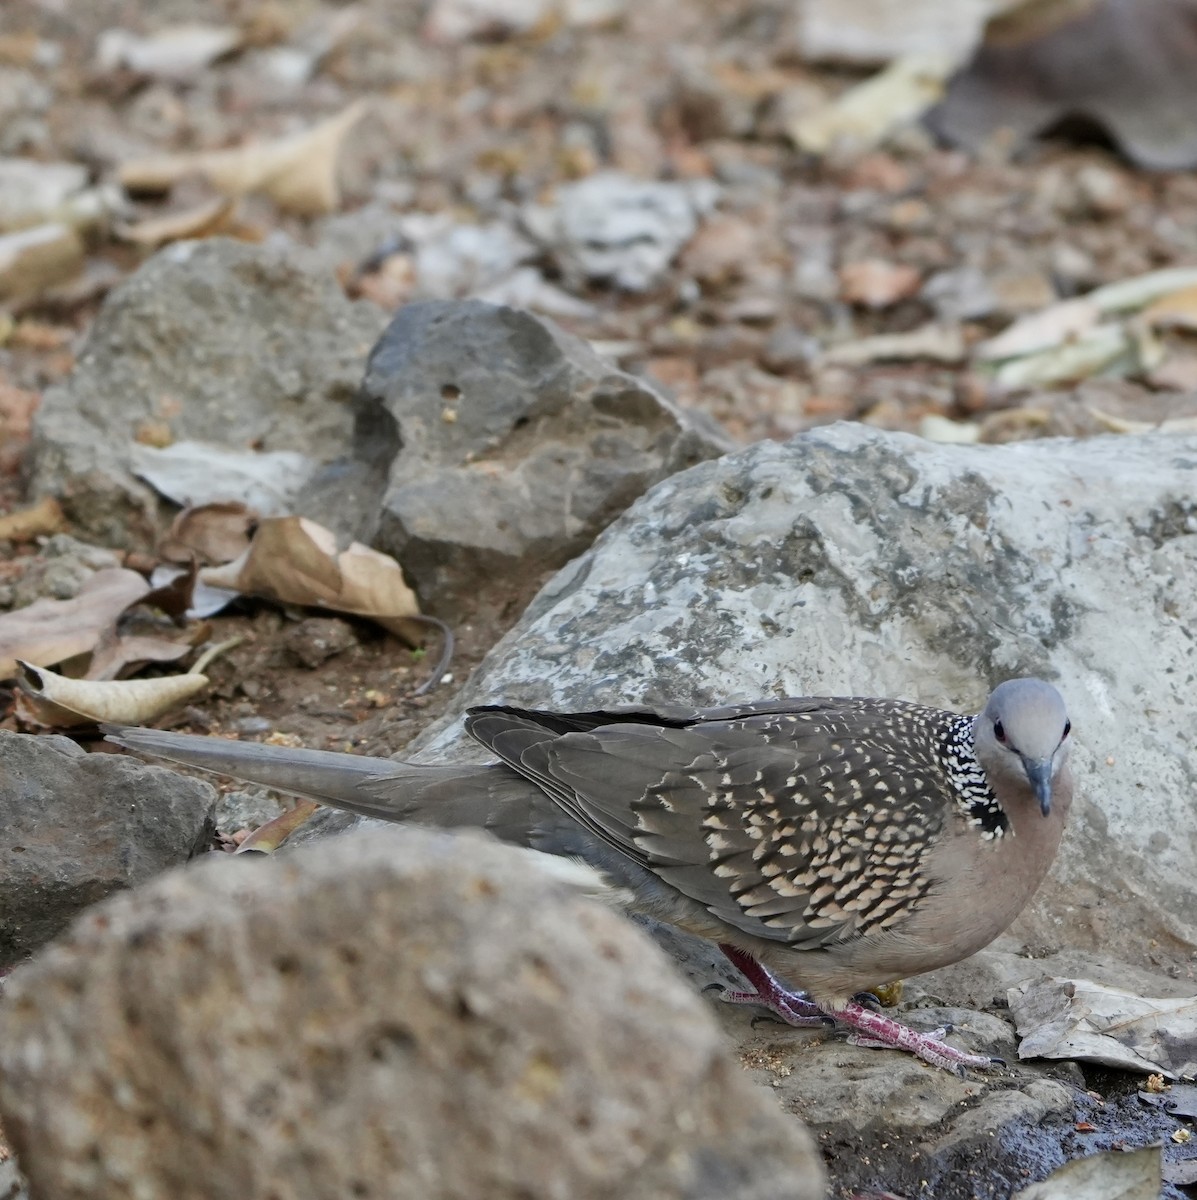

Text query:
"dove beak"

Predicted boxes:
[[1022, 757, 1054, 817]]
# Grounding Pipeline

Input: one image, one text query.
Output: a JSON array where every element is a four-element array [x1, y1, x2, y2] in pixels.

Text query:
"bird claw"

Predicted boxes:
[[851, 990, 883, 1011]]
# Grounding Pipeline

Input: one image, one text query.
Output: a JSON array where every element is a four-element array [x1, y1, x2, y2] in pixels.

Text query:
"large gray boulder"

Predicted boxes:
[[0, 828, 824, 1200], [0, 731, 215, 966], [27, 238, 388, 546]]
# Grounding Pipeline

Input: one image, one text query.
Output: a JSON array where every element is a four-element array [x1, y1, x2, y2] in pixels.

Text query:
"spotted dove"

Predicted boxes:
[[107, 677, 1073, 1072]]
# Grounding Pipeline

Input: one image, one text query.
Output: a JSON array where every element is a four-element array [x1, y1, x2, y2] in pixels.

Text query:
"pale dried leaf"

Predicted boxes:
[[115, 196, 237, 248], [84, 563, 208, 680], [0, 496, 66, 541], [0, 568, 149, 680], [1090, 266, 1197, 313], [131, 441, 315, 515], [85, 631, 201, 682], [15, 661, 209, 727], [991, 323, 1132, 388], [199, 516, 423, 642], [1011, 1145, 1160, 1200], [1010, 976, 1197, 1077], [96, 24, 243, 79], [159, 502, 258, 565], [820, 323, 966, 366], [0, 223, 84, 302], [974, 297, 1101, 361], [788, 54, 955, 155], [1142, 284, 1197, 331], [235, 800, 321, 853], [1088, 407, 1197, 435], [119, 101, 370, 216]]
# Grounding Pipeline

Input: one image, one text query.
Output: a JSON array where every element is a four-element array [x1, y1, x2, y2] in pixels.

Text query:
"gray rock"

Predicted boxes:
[[0, 732, 215, 966], [27, 238, 388, 547], [8, 535, 122, 607], [0, 828, 824, 1200], [214, 788, 287, 838], [522, 172, 720, 292], [352, 300, 731, 613]]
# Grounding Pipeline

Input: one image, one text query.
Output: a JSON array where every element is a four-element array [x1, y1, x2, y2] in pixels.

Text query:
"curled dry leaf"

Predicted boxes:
[[132, 441, 316, 515], [788, 54, 955, 155], [84, 560, 207, 681], [96, 24, 243, 80], [0, 222, 85, 303], [199, 515, 424, 643], [0, 567, 149, 680], [159, 502, 257, 566], [115, 196, 238, 248], [235, 800, 321, 854], [118, 100, 370, 216], [15, 661, 210, 727], [0, 496, 66, 542], [1010, 975, 1197, 1077]]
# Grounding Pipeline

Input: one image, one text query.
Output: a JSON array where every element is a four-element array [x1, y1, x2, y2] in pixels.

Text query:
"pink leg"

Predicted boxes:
[[830, 999, 997, 1072], [718, 944, 830, 1027], [719, 946, 997, 1073]]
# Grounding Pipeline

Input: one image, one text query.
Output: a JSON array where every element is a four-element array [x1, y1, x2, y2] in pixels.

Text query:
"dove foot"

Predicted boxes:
[[719, 945, 997, 1072]]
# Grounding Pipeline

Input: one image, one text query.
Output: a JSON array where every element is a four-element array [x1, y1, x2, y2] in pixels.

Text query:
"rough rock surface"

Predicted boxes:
[[0, 732, 215, 966], [351, 299, 731, 612], [302, 420, 1197, 1194], [27, 238, 388, 546], [0, 828, 824, 1200]]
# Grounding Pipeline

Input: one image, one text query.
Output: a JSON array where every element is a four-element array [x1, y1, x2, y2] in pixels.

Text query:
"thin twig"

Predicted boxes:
[[407, 615, 455, 696], [191, 635, 245, 677]]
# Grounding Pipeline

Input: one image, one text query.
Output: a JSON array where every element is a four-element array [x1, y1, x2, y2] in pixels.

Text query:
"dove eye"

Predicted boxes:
[[993, 720, 1007, 744]]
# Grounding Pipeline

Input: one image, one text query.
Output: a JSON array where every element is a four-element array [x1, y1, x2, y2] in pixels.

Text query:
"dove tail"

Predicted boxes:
[[103, 725, 530, 834]]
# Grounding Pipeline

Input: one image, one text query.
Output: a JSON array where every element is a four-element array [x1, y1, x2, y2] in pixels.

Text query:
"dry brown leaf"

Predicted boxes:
[[1143, 284, 1197, 331], [235, 800, 321, 853], [84, 561, 209, 680], [86, 629, 205, 682], [0, 496, 66, 541], [139, 558, 200, 621], [199, 515, 423, 642], [119, 101, 369, 216], [975, 296, 1101, 361], [0, 223, 85, 303], [115, 196, 238, 248], [159, 502, 258, 565], [15, 660, 210, 727], [0, 567, 150, 680]]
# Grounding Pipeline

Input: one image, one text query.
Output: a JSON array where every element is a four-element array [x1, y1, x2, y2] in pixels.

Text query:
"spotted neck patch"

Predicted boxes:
[[935, 714, 1009, 839]]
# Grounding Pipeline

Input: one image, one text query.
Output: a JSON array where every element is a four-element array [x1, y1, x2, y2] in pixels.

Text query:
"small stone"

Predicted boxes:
[[839, 259, 922, 309], [761, 325, 820, 374], [1075, 164, 1133, 217], [989, 270, 1057, 318], [681, 215, 760, 287], [0, 731, 215, 966]]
